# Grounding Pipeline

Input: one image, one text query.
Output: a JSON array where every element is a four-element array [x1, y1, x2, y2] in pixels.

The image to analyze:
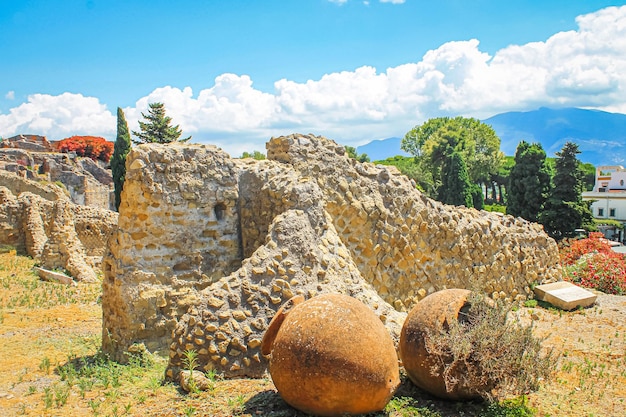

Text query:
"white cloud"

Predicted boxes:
[[0, 93, 115, 140], [380, 0, 405, 4], [5, 91, 15, 100], [2, 6, 626, 154], [328, 0, 348, 4]]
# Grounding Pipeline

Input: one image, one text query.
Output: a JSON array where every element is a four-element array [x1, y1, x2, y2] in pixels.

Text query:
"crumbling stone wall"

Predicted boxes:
[[102, 134, 562, 378], [0, 186, 117, 280], [102, 144, 243, 355], [0, 149, 114, 210], [0, 171, 68, 202], [267, 135, 561, 309]]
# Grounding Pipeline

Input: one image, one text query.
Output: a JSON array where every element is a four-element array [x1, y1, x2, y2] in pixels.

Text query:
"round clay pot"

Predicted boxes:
[[399, 288, 483, 400], [262, 293, 400, 416]]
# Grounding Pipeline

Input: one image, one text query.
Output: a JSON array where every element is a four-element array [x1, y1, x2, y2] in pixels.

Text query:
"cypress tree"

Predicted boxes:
[[112, 107, 132, 211], [132, 102, 191, 144], [506, 141, 551, 222], [438, 150, 473, 207], [539, 142, 594, 239]]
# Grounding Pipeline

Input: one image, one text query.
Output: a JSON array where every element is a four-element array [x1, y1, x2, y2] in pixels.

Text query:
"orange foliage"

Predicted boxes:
[[55, 136, 113, 162]]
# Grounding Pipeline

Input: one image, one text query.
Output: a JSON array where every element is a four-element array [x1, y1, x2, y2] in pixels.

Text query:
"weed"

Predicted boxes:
[[53, 382, 70, 407], [182, 349, 200, 394], [39, 356, 51, 374], [385, 396, 441, 416], [424, 292, 556, 400], [482, 396, 536, 417], [43, 386, 53, 409], [27, 385, 37, 395], [523, 299, 538, 308], [227, 394, 246, 415], [183, 405, 197, 417]]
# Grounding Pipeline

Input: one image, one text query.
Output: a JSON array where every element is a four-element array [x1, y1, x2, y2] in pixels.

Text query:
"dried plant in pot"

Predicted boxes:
[[261, 293, 400, 416], [399, 289, 554, 401]]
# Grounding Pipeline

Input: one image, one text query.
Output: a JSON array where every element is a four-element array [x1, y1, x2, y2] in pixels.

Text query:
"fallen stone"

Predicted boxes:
[[35, 267, 76, 286], [179, 370, 214, 392], [533, 281, 597, 310]]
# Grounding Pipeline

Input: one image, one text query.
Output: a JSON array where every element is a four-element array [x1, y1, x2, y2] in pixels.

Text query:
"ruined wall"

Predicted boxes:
[[0, 187, 117, 280], [0, 171, 69, 202], [103, 134, 562, 378], [267, 134, 561, 309], [0, 149, 114, 210], [102, 143, 242, 355]]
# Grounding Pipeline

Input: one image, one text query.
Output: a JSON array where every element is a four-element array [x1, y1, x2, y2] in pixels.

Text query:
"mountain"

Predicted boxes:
[[484, 107, 626, 166], [356, 137, 410, 161]]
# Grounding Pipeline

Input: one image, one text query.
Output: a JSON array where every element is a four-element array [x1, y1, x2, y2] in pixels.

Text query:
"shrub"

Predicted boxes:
[[424, 292, 555, 401], [55, 136, 114, 162], [560, 232, 626, 295]]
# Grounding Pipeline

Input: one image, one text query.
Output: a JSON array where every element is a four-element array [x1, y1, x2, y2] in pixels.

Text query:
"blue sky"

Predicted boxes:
[[1, 0, 625, 155]]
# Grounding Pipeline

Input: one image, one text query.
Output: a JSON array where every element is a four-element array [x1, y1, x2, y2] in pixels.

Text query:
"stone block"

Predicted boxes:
[[533, 281, 597, 310]]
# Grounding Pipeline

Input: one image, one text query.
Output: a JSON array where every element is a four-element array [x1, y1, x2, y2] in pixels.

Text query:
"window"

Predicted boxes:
[[610, 208, 616, 217], [598, 208, 604, 216]]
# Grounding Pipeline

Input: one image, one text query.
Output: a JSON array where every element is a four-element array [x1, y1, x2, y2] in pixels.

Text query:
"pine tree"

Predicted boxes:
[[438, 149, 473, 207], [539, 142, 594, 239], [132, 102, 191, 144], [112, 107, 132, 211], [506, 141, 551, 222]]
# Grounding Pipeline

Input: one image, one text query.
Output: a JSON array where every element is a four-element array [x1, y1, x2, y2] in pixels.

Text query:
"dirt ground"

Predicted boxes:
[[1, 252, 625, 416]]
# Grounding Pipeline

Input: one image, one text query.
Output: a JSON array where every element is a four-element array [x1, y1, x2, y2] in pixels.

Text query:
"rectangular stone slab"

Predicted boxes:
[[533, 281, 597, 310]]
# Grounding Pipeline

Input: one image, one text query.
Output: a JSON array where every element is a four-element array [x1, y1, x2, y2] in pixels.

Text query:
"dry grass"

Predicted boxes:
[[1, 251, 625, 416]]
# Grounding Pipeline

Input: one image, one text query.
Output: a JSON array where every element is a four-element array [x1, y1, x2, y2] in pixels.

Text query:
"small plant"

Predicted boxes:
[[27, 385, 37, 395], [227, 394, 246, 416], [523, 299, 538, 308], [183, 405, 197, 417], [53, 382, 71, 407], [39, 356, 51, 374], [182, 349, 200, 394], [424, 292, 556, 400], [385, 396, 441, 416], [43, 386, 53, 409]]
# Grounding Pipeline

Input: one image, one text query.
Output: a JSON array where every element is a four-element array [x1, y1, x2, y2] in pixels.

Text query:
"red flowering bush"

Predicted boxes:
[[55, 136, 113, 162], [560, 232, 626, 295]]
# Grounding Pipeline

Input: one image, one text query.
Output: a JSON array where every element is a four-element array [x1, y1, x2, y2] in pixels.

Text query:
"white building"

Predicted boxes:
[[582, 165, 626, 241]]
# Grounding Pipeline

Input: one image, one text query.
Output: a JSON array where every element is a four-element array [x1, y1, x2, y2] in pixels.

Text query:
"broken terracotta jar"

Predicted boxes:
[[261, 293, 400, 416], [399, 288, 485, 400]]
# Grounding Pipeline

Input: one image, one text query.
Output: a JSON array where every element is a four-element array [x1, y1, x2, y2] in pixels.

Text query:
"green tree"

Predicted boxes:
[[506, 141, 551, 222], [438, 149, 473, 207], [344, 146, 370, 163], [539, 142, 594, 239], [132, 102, 191, 144], [375, 155, 433, 193], [241, 151, 266, 160], [112, 107, 132, 211], [401, 117, 503, 191]]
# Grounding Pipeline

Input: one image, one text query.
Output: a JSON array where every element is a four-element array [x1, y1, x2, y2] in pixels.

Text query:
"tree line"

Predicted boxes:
[[373, 116, 594, 239]]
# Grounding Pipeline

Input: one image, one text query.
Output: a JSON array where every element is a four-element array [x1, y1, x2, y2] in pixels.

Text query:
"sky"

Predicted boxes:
[[1, 0, 626, 156]]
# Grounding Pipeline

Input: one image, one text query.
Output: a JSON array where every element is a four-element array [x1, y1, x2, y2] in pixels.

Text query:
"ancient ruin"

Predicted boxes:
[[0, 135, 114, 210], [0, 172, 117, 281], [101, 133, 562, 379]]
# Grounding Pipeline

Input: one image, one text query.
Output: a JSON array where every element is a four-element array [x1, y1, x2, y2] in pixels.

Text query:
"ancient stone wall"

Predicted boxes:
[[267, 134, 561, 309], [0, 149, 114, 210], [102, 134, 562, 379], [0, 171, 69, 202], [102, 143, 243, 355], [0, 187, 117, 280]]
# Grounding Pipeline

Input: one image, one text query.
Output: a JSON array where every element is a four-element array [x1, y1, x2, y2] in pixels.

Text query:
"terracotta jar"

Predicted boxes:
[[262, 293, 400, 416], [399, 288, 483, 400]]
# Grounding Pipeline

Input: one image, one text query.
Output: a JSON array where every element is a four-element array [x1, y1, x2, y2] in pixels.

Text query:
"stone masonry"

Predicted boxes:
[[102, 134, 562, 380], [0, 180, 117, 281]]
